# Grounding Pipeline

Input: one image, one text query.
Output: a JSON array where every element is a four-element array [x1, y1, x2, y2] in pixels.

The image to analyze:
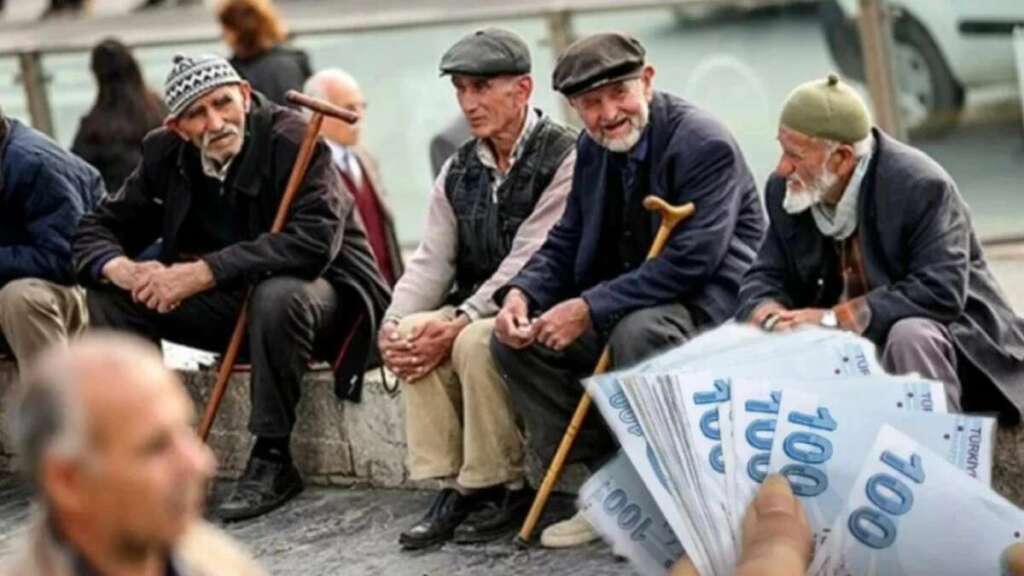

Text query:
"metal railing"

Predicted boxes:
[[5, 0, 824, 137]]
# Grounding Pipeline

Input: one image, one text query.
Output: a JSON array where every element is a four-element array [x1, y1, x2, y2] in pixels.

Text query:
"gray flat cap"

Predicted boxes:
[[553, 33, 646, 97], [439, 28, 531, 77]]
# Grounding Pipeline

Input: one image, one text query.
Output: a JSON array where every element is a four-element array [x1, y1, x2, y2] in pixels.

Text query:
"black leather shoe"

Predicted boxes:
[[399, 488, 476, 550], [216, 456, 304, 523], [453, 486, 536, 544]]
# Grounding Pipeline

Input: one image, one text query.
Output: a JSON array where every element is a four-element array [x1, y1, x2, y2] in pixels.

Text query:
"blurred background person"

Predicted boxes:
[[71, 38, 167, 194], [217, 0, 311, 106], [3, 333, 265, 576], [304, 68, 403, 287], [41, 0, 86, 19], [136, 0, 200, 11]]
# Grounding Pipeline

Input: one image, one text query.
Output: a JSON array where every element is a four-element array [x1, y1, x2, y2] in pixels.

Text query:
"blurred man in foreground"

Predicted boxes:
[[2, 333, 265, 576]]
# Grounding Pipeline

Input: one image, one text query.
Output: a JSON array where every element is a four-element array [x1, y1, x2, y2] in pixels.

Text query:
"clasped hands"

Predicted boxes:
[[378, 314, 470, 383], [101, 256, 215, 314], [750, 303, 826, 332], [494, 289, 591, 352]]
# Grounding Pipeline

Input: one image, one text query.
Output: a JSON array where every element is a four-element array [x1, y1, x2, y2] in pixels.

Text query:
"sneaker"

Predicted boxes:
[[453, 486, 535, 544], [215, 456, 303, 523], [539, 511, 599, 548], [399, 488, 476, 550]]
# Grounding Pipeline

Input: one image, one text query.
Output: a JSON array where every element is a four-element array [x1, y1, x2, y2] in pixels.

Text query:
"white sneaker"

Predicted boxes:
[[539, 511, 599, 548]]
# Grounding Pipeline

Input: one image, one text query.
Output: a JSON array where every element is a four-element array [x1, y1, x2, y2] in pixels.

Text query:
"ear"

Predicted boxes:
[[163, 117, 189, 142], [41, 456, 87, 515], [517, 75, 534, 103], [830, 144, 857, 176], [239, 81, 253, 112], [641, 65, 656, 101]]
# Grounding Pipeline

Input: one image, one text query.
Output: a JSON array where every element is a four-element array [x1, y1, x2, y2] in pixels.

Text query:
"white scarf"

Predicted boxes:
[[811, 140, 874, 240]]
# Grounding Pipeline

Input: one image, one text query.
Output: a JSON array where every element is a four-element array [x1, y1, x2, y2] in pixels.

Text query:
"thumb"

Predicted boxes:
[[669, 556, 700, 576], [407, 321, 428, 341], [1004, 542, 1024, 576], [736, 474, 812, 576]]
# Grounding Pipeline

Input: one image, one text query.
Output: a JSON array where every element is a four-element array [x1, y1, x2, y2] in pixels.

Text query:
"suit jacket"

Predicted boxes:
[[0, 518, 265, 576], [349, 145, 404, 282], [737, 128, 1024, 418], [499, 91, 765, 335]]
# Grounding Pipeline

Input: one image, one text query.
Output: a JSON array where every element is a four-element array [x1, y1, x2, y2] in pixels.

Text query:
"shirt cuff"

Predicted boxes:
[[834, 297, 871, 335], [455, 304, 481, 322]]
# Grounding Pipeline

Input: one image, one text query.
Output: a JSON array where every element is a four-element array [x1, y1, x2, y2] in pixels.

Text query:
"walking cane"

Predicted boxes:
[[515, 196, 695, 545], [197, 90, 360, 441]]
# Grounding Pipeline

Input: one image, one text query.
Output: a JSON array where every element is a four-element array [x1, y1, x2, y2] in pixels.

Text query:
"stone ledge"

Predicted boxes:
[[0, 362, 1022, 504]]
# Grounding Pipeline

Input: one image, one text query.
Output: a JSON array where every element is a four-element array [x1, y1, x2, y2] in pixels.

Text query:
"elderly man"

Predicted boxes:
[[3, 333, 265, 576], [0, 108, 102, 368], [73, 53, 390, 522], [491, 33, 765, 548], [737, 73, 1024, 420], [380, 28, 576, 550], [304, 68, 403, 286]]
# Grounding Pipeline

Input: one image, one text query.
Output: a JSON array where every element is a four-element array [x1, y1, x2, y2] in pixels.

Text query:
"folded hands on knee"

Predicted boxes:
[[379, 316, 469, 383], [101, 257, 215, 314]]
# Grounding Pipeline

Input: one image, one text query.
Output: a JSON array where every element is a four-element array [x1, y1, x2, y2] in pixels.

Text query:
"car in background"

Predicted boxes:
[[821, 0, 1024, 137]]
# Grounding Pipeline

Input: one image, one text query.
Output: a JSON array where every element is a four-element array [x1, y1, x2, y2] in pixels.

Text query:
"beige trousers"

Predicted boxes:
[[0, 278, 88, 367], [400, 307, 525, 488]]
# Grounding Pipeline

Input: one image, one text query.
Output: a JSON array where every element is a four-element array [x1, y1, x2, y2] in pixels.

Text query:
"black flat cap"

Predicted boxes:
[[553, 33, 646, 97], [439, 28, 531, 77]]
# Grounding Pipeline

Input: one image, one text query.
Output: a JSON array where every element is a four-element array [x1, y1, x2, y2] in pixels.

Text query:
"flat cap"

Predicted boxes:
[[439, 28, 531, 77], [780, 73, 872, 143], [552, 33, 646, 97]]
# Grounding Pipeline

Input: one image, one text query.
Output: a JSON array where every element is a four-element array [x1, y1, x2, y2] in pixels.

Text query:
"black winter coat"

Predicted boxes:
[[230, 45, 312, 107], [73, 94, 390, 401]]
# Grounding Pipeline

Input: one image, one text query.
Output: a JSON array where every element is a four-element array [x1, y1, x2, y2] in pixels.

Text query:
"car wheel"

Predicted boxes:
[[891, 12, 966, 139]]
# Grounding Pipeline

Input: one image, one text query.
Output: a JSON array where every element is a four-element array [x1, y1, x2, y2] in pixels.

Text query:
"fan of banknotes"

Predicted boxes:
[[578, 324, 1024, 576]]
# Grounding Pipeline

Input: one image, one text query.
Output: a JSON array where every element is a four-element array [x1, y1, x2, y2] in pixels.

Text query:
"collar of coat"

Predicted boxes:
[[173, 91, 276, 199]]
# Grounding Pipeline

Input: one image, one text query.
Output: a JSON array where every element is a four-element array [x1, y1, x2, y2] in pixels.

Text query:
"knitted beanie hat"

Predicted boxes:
[[164, 53, 243, 117]]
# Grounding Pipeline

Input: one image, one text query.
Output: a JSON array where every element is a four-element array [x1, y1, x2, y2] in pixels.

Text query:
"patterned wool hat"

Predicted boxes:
[[164, 53, 243, 117]]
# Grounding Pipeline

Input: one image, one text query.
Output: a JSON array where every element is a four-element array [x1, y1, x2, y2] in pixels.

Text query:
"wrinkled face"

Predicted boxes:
[[451, 74, 531, 140], [65, 363, 216, 551], [570, 66, 654, 153], [167, 83, 251, 166], [775, 126, 842, 214]]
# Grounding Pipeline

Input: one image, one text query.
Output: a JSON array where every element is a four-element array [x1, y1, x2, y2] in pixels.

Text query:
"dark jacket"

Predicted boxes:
[[499, 91, 765, 335], [737, 129, 1024, 418], [230, 45, 312, 107], [70, 91, 166, 193], [73, 94, 390, 401], [0, 118, 103, 287]]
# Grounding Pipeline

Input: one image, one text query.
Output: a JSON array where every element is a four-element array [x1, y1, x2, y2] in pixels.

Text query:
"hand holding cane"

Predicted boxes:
[[197, 90, 359, 441], [515, 196, 696, 545]]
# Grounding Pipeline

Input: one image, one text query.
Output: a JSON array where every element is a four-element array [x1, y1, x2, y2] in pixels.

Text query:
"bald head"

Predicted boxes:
[[13, 333, 215, 554], [304, 68, 366, 146]]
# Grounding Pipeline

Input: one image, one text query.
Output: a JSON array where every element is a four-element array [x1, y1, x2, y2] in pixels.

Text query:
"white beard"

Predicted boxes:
[[783, 168, 837, 214], [589, 102, 650, 153]]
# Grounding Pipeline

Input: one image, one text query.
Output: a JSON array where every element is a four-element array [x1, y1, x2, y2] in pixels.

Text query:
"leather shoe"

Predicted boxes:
[[399, 488, 476, 550], [216, 456, 303, 523], [453, 486, 535, 544]]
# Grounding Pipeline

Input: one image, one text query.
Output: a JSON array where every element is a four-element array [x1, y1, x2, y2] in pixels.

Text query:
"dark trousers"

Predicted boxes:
[[491, 302, 701, 469], [87, 276, 339, 438]]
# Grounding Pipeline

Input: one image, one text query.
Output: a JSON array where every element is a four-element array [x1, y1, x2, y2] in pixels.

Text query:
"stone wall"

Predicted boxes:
[[0, 361, 1022, 506]]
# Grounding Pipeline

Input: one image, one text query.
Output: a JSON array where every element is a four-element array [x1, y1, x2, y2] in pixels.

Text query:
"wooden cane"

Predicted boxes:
[[197, 90, 360, 441], [515, 196, 696, 545]]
